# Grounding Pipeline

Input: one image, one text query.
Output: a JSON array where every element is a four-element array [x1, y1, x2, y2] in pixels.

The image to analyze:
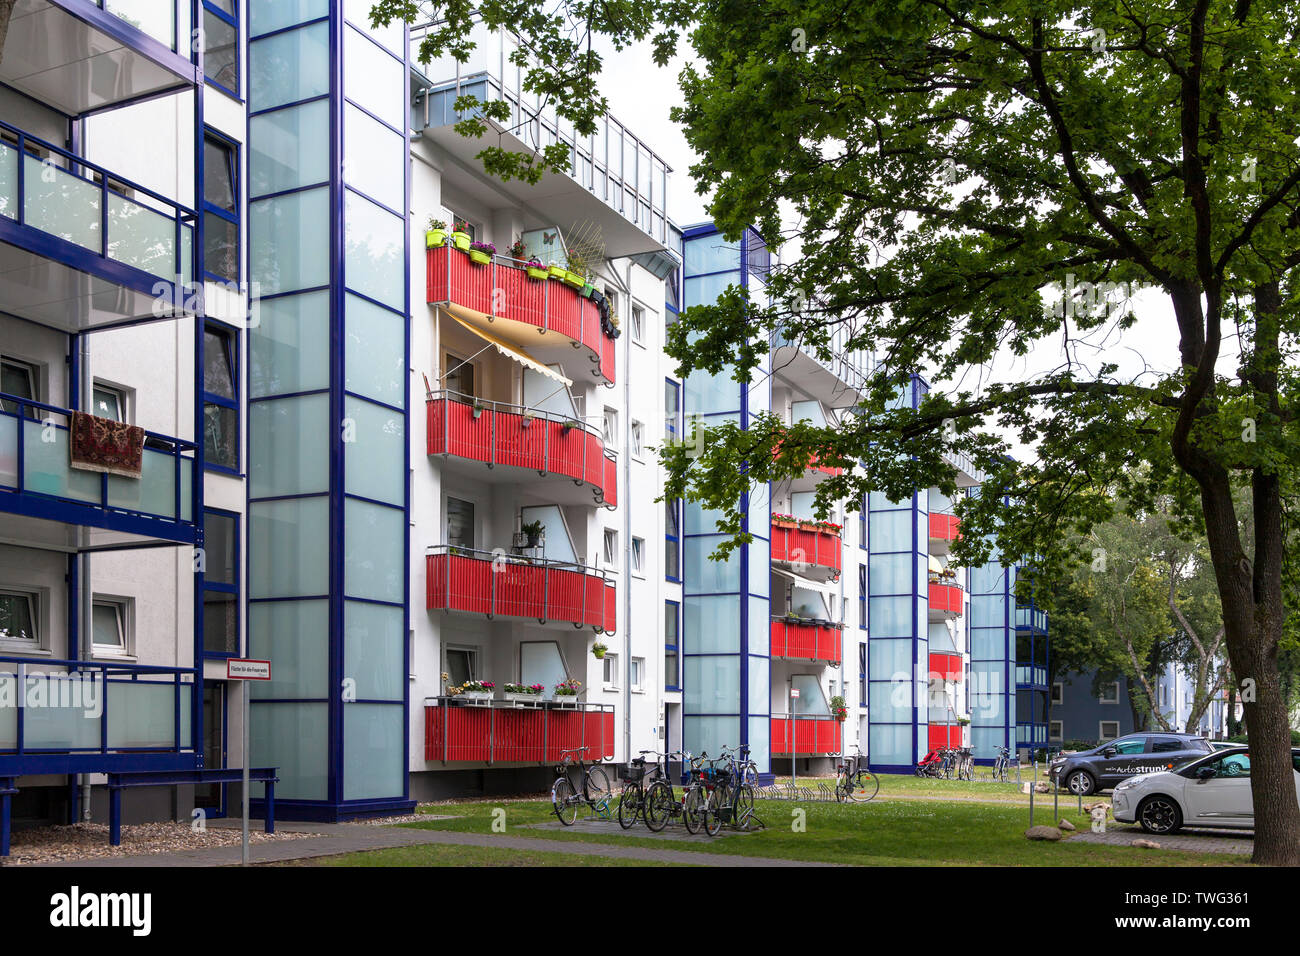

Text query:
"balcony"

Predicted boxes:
[[426, 391, 616, 509], [928, 582, 963, 620], [1015, 664, 1048, 688], [1, 0, 198, 115], [769, 619, 842, 665], [426, 245, 614, 384], [423, 698, 615, 763], [0, 656, 195, 776], [1016, 604, 1048, 633], [770, 519, 841, 579], [928, 512, 960, 556], [426, 546, 615, 633], [928, 652, 962, 681], [769, 330, 869, 405], [0, 120, 197, 332], [770, 716, 842, 756], [0, 392, 196, 549]]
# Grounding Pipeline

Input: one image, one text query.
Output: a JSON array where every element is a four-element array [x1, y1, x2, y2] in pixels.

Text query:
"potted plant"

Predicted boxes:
[[830, 695, 848, 721], [520, 519, 545, 548], [525, 257, 549, 281], [563, 269, 585, 289], [552, 677, 581, 705], [957, 714, 971, 726], [771, 513, 797, 529], [447, 678, 494, 703], [592, 641, 608, 660], [471, 398, 486, 419], [503, 682, 544, 704], [426, 218, 448, 248], [561, 418, 579, 434], [468, 240, 495, 265], [450, 219, 472, 251], [507, 236, 527, 261], [547, 262, 568, 281], [521, 409, 535, 427]]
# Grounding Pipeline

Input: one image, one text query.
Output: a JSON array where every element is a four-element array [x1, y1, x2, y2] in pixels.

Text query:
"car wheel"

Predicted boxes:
[[1065, 770, 1096, 796], [1138, 795, 1183, 835]]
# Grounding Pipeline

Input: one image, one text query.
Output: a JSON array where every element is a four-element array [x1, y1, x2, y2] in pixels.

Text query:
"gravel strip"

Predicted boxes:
[[2, 821, 308, 866]]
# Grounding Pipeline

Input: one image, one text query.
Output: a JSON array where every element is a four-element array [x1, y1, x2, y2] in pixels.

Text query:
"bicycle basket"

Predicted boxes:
[[626, 759, 648, 783]]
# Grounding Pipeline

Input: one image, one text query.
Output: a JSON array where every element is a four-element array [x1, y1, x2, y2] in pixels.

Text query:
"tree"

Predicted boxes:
[[372, 0, 1300, 864], [0, 1, 16, 68]]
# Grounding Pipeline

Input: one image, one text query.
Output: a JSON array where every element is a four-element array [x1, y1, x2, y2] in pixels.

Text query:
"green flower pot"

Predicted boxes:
[[563, 271, 584, 288], [426, 229, 447, 248], [526, 266, 549, 280], [451, 231, 471, 251], [580, 283, 595, 298], [548, 265, 568, 280], [468, 249, 491, 265]]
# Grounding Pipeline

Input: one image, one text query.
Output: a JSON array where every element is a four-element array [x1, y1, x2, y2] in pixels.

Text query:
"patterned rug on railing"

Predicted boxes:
[[69, 411, 144, 478]]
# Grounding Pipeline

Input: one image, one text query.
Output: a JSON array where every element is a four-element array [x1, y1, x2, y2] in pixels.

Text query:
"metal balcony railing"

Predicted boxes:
[[424, 697, 615, 763]]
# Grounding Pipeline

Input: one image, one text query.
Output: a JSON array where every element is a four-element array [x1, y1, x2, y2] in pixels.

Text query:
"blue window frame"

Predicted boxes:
[[203, 130, 240, 282], [203, 0, 240, 98], [858, 563, 867, 629], [665, 600, 680, 692], [664, 378, 681, 581], [859, 642, 867, 704], [203, 321, 240, 473], [859, 492, 867, 548], [202, 508, 239, 657]]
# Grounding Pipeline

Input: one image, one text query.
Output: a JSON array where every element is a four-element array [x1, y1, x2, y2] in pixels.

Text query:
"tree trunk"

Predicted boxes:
[[0, 0, 15, 69]]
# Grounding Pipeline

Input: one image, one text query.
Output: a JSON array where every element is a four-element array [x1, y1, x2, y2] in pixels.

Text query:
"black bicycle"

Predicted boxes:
[[617, 750, 663, 829], [834, 750, 880, 802], [551, 746, 613, 825], [708, 749, 758, 831], [644, 750, 698, 832]]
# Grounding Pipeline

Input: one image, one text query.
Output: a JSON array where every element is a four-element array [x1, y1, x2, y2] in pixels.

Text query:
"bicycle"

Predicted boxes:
[[700, 756, 734, 836], [551, 746, 613, 825], [616, 750, 663, 829], [709, 748, 759, 831], [991, 746, 1014, 782], [643, 750, 695, 832], [957, 747, 974, 781], [679, 752, 717, 835], [834, 750, 880, 802]]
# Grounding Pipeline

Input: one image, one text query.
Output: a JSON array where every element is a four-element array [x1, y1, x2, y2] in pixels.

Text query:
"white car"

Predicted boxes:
[[1111, 745, 1300, 834]]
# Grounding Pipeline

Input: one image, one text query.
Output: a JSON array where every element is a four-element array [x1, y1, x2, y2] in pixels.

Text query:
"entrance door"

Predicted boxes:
[[195, 684, 226, 816]]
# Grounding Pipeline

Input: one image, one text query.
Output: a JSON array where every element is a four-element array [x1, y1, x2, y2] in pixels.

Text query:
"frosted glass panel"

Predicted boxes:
[[250, 393, 329, 497], [24, 420, 100, 502], [0, 675, 13, 747], [747, 716, 770, 771], [249, 497, 329, 597], [869, 596, 911, 637], [344, 191, 404, 309], [344, 397, 404, 505], [520, 641, 568, 698], [869, 510, 912, 549], [24, 156, 99, 251], [519, 505, 576, 563], [683, 716, 738, 759], [0, 143, 15, 219], [523, 367, 575, 417], [250, 22, 330, 111], [249, 599, 329, 698], [250, 701, 328, 800], [343, 600, 404, 700], [870, 638, 913, 680], [684, 536, 739, 593], [344, 103, 403, 211], [683, 596, 739, 653], [250, 99, 330, 196], [345, 0, 404, 50], [19, 674, 102, 748], [748, 596, 769, 656], [747, 537, 769, 596], [870, 554, 912, 596], [683, 238, 739, 275], [107, 193, 176, 278], [344, 498, 404, 602], [250, 186, 329, 293], [684, 656, 739, 714], [344, 703, 404, 799], [970, 594, 1006, 628], [107, 446, 179, 517], [250, 290, 330, 397], [107, 0, 175, 47], [107, 681, 182, 747], [870, 723, 913, 766], [748, 656, 769, 717], [251, 0, 328, 36], [344, 293, 405, 406], [344, 24, 404, 130], [791, 674, 828, 715]]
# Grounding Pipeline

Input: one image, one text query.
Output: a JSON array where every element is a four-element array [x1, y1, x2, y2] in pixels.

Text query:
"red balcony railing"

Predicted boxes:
[[928, 582, 964, 616], [426, 390, 616, 508], [927, 724, 963, 751], [772, 438, 843, 478], [770, 716, 842, 756], [426, 546, 616, 633], [424, 698, 615, 763], [770, 522, 842, 575], [769, 620, 842, 664], [928, 651, 962, 681], [928, 512, 960, 542], [426, 245, 615, 384]]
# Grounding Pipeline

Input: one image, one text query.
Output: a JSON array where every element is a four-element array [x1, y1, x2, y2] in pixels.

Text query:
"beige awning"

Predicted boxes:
[[928, 554, 944, 574], [450, 315, 572, 387]]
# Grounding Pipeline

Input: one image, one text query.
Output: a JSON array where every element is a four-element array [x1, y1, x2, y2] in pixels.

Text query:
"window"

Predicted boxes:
[[92, 384, 125, 422], [630, 420, 644, 458], [664, 379, 680, 441], [858, 642, 867, 703], [1150, 736, 1184, 753], [443, 351, 474, 398], [1099, 721, 1121, 741], [1099, 681, 1120, 704], [203, 509, 239, 655], [602, 407, 618, 449], [664, 499, 680, 581], [664, 601, 679, 691], [1, 358, 38, 416], [630, 536, 644, 575], [446, 498, 475, 550], [203, 133, 239, 282], [203, 323, 239, 470], [858, 564, 867, 629], [1109, 736, 1145, 755], [445, 646, 478, 687], [1050, 720, 1063, 742], [602, 652, 619, 688], [603, 528, 618, 569], [1203, 752, 1251, 778], [203, 1, 239, 96], [859, 492, 867, 548], [446, 211, 477, 242], [631, 657, 644, 692], [631, 305, 645, 343], [0, 589, 37, 644], [92, 597, 130, 654], [1051, 682, 1063, 705]]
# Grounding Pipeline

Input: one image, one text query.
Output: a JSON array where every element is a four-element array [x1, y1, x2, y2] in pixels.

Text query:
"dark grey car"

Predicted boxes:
[[1048, 733, 1213, 795]]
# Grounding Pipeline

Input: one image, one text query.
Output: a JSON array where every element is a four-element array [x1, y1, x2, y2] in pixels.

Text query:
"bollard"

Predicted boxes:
[[1053, 784, 1058, 820], [1029, 782, 1034, 828], [1077, 792, 1082, 815]]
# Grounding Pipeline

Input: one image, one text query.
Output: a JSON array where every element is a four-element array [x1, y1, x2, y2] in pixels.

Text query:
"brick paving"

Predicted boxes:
[[1068, 823, 1255, 856]]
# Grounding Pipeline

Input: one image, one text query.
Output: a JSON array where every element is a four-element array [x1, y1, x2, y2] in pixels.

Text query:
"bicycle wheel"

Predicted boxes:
[[586, 765, 612, 814], [734, 784, 755, 828], [617, 783, 641, 829], [552, 777, 578, 825], [834, 774, 847, 803], [682, 785, 704, 834], [644, 781, 674, 832], [848, 770, 879, 802], [743, 764, 758, 787], [704, 785, 726, 836]]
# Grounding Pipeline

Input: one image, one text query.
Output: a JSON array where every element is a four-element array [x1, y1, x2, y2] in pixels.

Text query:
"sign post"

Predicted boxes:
[[789, 687, 800, 788], [227, 659, 271, 865]]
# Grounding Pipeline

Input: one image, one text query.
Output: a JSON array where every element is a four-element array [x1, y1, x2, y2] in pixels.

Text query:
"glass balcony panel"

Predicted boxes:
[[105, 0, 177, 50], [0, 143, 15, 219], [107, 680, 187, 748], [24, 156, 101, 253], [24, 419, 101, 503], [107, 193, 177, 278], [0, 414, 15, 486], [0, 674, 13, 746], [106, 445, 178, 518], [19, 674, 102, 749]]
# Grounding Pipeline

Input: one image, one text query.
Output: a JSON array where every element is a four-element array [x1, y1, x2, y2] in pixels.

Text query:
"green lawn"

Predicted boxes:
[[285, 843, 688, 867], [377, 796, 1247, 867], [774, 771, 1059, 803]]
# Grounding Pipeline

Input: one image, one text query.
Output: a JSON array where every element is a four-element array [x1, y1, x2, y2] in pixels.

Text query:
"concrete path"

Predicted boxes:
[[33, 819, 835, 868], [1067, 823, 1254, 856]]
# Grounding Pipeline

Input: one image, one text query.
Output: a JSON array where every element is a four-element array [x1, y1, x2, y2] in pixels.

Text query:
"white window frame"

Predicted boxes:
[[602, 406, 618, 450], [1051, 681, 1063, 705], [444, 644, 480, 687], [0, 355, 42, 415], [630, 304, 645, 344], [1049, 720, 1063, 742], [602, 651, 620, 690], [603, 528, 619, 570], [0, 587, 45, 652], [630, 536, 644, 576], [91, 381, 130, 423], [1099, 720, 1121, 741], [91, 594, 135, 659], [630, 420, 644, 460], [1099, 681, 1120, 704], [631, 657, 645, 693]]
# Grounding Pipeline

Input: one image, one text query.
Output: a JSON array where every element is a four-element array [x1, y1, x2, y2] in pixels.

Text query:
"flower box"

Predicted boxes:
[[551, 695, 580, 708], [563, 271, 585, 288], [526, 266, 549, 280], [457, 691, 493, 705], [468, 249, 491, 265], [450, 231, 471, 251], [548, 264, 568, 280], [426, 229, 447, 248], [503, 691, 543, 706]]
